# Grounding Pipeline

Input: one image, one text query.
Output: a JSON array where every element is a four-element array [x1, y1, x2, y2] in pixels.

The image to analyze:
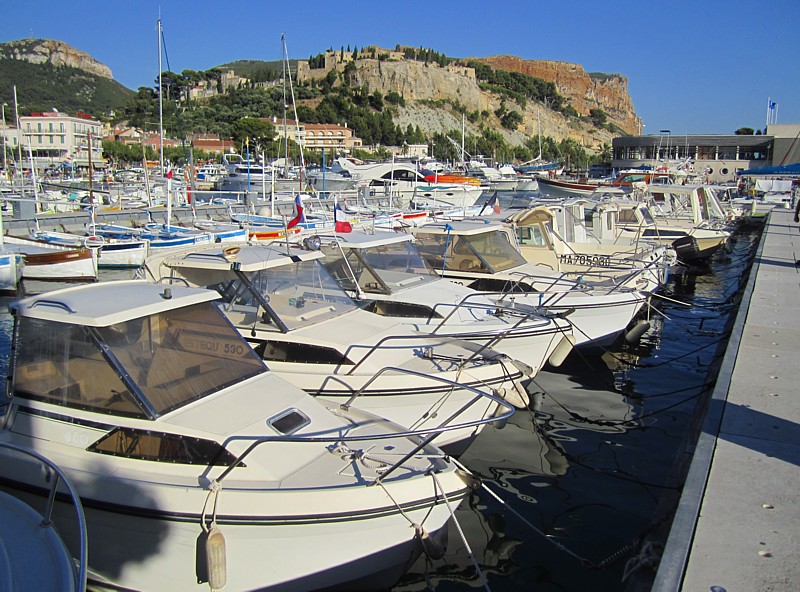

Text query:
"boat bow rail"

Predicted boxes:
[[207, 384, 512, 487], [0, 441, 88, 592]]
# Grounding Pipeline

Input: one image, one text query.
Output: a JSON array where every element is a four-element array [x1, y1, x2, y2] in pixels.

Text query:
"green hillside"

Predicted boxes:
[[0, 58, 133, 119]]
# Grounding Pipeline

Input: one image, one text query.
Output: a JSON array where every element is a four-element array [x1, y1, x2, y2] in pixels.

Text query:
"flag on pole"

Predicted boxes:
[[334, 195, 352, 233], [287, 193, 306, 229], [165, 163, 173, 180]]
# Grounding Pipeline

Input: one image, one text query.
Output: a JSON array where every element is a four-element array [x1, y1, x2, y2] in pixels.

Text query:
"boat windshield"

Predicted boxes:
[[212, 258, 358, 331], [12, 302, 267, 419], [320, 240, 438, 295], [416, 230, 527, 273], [638, 206, 655, 225]]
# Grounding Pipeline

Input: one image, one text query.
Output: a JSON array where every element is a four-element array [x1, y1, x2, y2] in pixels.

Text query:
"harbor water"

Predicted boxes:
[[395, 220, 762, 591], [0, 211, 762, 592]]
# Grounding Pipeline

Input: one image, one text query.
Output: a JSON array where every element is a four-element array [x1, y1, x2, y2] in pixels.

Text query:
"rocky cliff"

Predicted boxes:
[[344, 57, 630, 152], [476, 55, 640, 135], [0, 39, 113, 79]]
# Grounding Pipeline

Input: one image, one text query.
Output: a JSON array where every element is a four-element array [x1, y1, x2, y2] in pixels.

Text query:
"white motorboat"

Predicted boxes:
[[594, 188, 732, 263], [411, 220, 649, 349], [0, 280, 493, 591], [333, 158, 484, 210], [311, 230, 575, 375], [0, 442, 88, 592], [504, 202, 676, 294], [143, 243, 526, 449]]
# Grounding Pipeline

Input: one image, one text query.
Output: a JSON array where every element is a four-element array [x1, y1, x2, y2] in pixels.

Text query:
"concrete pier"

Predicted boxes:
[[653, 207, 800, 591]]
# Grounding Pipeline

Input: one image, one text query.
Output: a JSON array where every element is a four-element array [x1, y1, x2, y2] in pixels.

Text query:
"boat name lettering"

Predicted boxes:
[[559, 254, 611, 267], [64, 430, 91, 447], [179, 334, 247, 356]]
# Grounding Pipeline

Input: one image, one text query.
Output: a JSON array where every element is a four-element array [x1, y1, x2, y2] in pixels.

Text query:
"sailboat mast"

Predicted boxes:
[[461, 114, 465, 170], [13, 85, 23, 173], [157, 17, 165, 175], [281, 34, 289, 175]]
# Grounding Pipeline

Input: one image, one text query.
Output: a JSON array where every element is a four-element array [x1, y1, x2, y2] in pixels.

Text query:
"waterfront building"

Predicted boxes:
[[612, 124, 800, 183], [267, 117, 363, 154], [304, 122, 362, 152], [19, 111, 103, 171]]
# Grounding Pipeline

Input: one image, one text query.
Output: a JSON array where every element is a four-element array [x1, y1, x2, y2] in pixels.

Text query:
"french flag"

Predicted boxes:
[[334, 196, 352, 233], [287, 194, 306, 229]]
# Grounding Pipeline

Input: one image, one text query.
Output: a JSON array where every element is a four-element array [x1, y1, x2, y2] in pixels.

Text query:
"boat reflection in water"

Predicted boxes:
[[396, 360, 643, 590]]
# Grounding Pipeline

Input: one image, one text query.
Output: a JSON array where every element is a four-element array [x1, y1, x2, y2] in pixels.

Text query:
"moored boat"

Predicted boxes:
[[142, 243, 527, 449], [410, 220, 649, 349], [2, 235, 98, 280], [0, 280, 494, 591]]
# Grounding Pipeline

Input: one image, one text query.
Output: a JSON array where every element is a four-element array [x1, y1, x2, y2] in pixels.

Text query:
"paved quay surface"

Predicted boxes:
[[653, 207, 800, 592]]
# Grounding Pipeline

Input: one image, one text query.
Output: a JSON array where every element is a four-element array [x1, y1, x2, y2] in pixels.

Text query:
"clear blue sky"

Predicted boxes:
[[2, 0, 797, 136]]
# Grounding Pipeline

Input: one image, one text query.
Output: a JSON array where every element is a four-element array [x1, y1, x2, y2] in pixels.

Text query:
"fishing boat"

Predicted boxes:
[[0, 280, 496, 591], [0, 209, 24, 292], [2, 235, 98, 280], [0, 248, 24, 292], [411, 220, 649, 349], [31, 228, 148, 269], [311, 229, 576, 374], [535, 176, 601, 199]]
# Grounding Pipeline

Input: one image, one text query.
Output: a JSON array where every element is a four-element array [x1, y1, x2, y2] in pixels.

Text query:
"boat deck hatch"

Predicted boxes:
[[268, 409, 310, 435]]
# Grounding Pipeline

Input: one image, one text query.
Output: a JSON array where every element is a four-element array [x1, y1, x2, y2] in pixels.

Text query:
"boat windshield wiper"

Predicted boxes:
[[233, 269, 290, 333], [80, 325, 158, 420]]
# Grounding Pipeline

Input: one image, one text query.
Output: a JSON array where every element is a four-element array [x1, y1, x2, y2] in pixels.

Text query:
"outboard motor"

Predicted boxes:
[[671, 235, 700, 262]]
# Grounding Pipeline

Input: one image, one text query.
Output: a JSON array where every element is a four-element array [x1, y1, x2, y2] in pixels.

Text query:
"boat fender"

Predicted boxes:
[[548, 334, 576, 367], [510, 358, 534, 377], [415, 524, 447, 560], [204, 525, 227, 590], [498, 381, 529, 409], [724, 239, 734, 254], [625, 320, 651, 344]]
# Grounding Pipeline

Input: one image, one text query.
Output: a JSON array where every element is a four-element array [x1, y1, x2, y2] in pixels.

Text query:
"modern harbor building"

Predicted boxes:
[[612, 124, 800, 183]]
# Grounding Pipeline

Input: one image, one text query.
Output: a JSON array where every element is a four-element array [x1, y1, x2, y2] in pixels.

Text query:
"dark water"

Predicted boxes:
[[0, 221, 761, 592], [394, 224, 762, 591]]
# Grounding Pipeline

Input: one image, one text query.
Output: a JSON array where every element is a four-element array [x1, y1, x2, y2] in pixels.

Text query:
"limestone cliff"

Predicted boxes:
[[343, 58, 624, 152], [0, 39, 113, 79], [476, 55, 640, 135]]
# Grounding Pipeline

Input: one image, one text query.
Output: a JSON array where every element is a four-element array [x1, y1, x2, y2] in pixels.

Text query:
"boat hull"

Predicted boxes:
[[0, 252, 24, 293], [0, 475, 456, 592]]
